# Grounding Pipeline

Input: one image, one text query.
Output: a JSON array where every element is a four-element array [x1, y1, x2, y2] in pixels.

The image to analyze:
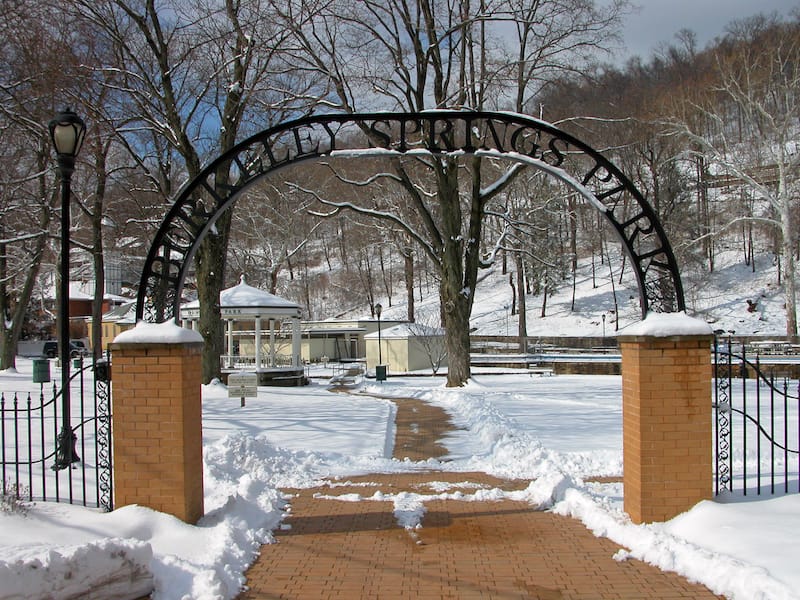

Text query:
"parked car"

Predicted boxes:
[[41, 340, 89, 359], [70, 340, 89, 356]]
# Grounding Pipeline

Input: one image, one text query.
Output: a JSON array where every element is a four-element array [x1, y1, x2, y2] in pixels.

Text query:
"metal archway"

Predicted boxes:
[[136, 111, 685, 322]]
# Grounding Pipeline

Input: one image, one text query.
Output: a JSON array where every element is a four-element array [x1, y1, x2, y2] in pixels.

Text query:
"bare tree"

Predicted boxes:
[[228, 182, 325, 295], [0, 0, 78, 368], [406, 309, 447, 375], [668, 15, 800, 334], [272, 0, 628, 386], [76, 0, 305, 381]]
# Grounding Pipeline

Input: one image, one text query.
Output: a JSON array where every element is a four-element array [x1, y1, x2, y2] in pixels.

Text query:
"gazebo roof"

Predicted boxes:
[[182, 275, 301, 319]]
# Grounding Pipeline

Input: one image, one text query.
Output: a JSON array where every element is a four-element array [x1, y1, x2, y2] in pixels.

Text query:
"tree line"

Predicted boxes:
[[0, 1, 797, 387]]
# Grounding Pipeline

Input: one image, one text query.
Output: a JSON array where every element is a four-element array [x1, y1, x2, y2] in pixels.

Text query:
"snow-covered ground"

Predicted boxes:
[[1, 248, 797, 599], [1, 358, 798, 600]]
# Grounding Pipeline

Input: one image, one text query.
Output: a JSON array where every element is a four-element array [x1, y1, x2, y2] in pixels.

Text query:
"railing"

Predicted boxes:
[[220, 353, 294, 369], [1, 358, 112, 511], [714, 343, 799, 496]]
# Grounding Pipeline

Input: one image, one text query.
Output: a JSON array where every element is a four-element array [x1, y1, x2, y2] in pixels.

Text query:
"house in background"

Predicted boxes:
[[68, 282, 129, 319], [299, 318, 404, 364], [34, 279, 132, 345], [89, 300, 136, 350]]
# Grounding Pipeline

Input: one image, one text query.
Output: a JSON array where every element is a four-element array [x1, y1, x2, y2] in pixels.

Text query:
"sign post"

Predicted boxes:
[[228, 372, 258, 407]]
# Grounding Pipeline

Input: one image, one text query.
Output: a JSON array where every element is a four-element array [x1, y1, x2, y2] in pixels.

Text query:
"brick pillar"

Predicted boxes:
[[619, 332, 713, 524], [111, 330, 204, 523]]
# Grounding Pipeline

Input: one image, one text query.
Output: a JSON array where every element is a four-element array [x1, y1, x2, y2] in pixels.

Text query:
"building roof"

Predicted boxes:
[[364, 323, 443, 339], [45, 281, 133, 302], [102, 300, 137, 324]]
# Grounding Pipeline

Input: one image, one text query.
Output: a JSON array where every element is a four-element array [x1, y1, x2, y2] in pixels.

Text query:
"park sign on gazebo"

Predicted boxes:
[[180, 275, 306, 386]]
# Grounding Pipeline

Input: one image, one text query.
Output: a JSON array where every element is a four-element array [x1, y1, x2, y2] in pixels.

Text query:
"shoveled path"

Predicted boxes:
[[238, 397, 721, 599]]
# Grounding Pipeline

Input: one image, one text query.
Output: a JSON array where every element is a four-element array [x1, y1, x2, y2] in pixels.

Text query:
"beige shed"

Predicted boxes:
[[365, 323, 447, 375]]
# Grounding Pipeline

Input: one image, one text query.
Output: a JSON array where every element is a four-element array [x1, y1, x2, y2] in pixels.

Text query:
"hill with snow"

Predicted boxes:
[[344, 249, 791, 339]]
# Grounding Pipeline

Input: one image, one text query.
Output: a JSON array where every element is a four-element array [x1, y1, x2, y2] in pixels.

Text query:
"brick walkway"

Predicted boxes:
[[238, 398, 722, 599]]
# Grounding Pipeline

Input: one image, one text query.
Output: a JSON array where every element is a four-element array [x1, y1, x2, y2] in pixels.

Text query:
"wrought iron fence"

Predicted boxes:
[[1, 356, 112, 510], [714, 343, 799, 496]]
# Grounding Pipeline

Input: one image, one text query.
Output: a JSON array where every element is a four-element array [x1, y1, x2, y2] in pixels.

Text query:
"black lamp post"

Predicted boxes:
[[375, 303, 383, 365], [49, 108, 86, 470]]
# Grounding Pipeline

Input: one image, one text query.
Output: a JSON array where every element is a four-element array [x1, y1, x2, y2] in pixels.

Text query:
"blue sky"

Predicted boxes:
[[619, 0, 798, 59]]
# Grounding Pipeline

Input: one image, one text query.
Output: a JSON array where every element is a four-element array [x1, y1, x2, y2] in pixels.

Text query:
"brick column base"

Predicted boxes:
[[619, 333, 713, 524], [111, 338, 204, 523]]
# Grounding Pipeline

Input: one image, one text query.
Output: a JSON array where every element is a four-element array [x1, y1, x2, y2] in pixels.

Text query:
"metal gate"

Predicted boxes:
[[714, 343, 799, 496], [1, 356, 112, 510]]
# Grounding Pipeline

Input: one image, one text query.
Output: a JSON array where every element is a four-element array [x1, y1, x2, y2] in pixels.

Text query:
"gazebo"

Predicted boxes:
[[181, 275, 305, 386]]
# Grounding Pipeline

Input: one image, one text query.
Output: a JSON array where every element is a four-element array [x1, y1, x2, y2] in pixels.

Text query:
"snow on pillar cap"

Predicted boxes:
[[113, 320, 204, 345], [618, 311, 713, 337]]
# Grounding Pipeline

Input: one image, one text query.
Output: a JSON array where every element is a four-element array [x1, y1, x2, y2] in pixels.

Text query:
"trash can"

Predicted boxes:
[[32, 358, 51, 383], [94, 359, 111, 382], [376, 364, 387, 381]]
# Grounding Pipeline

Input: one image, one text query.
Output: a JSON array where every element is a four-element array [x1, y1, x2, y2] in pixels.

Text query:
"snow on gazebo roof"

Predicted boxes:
[[181, 275, 301, 319]]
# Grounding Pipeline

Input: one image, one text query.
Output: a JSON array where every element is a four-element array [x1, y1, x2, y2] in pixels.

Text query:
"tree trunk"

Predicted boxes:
[[195, 209, 232, 383], [338, 217, 349, 271], [268, 265, 280, 294], [515, 252, 527, 353], [90, 144, 107, 360], [605, 243, 620, 331], [403, 247, 415, 323], [378, 245, 392, 306], [0, 153, 52, 371], [302, 258, 312, 318], [509, 273, 516, 316], [0, 239, 12, 369], [781, 205, 798, 336], [438, 158, 473, 387], [541, 283, 548, 318], [91, 219, 105, 361], [568, 195, 578, 311], [441, 282, 471, 387]]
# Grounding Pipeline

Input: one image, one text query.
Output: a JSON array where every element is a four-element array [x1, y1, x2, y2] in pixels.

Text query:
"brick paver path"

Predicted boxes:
[[238, 397, 722, 599]]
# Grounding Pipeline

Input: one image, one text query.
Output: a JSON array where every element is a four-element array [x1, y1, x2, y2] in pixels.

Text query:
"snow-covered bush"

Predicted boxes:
[[1, 481, 32, 516]]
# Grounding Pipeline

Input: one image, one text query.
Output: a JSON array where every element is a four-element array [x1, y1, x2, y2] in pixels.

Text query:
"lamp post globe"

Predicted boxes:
[[49, 109, 86, 172], [49, 108, 86, 471]]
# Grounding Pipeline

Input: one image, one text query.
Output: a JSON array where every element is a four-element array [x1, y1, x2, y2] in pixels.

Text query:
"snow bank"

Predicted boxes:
[[619, 311, 713, 337], [0, 435, 292, 600], [113, 320, 204, 344], [552, 487, 798, 600], [0, 538, 153, 600]]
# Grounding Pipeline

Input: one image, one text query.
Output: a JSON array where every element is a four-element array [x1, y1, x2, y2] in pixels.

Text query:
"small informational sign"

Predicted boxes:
[[228, 372, 258, 406]]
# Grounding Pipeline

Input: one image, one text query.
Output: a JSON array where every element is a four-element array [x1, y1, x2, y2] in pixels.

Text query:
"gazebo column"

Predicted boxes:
[[255, 315, 263, 369], [269, 319, 276, 367], [226, 319, 234, 367], [292, 318, 300, 367]]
